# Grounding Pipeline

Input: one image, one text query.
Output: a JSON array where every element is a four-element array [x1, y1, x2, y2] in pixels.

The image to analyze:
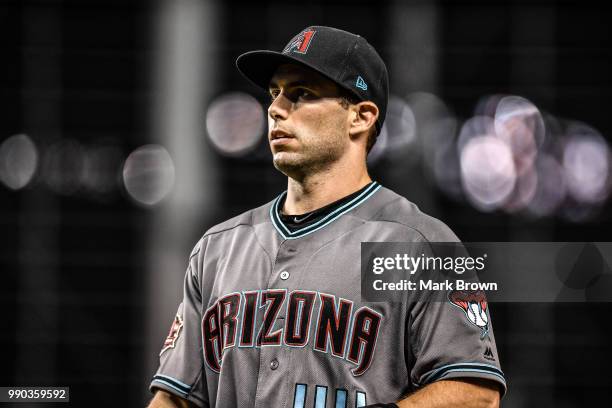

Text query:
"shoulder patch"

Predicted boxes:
[[160, 313, 184, 356], [448, 290, 489, 339]]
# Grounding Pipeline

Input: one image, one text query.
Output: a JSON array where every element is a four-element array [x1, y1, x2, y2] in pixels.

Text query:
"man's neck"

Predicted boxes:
[[283, 164, 372, 215]]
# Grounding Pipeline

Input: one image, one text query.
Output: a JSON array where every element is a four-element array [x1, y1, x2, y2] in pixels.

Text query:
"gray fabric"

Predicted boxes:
[[150, 186, 506, 407]]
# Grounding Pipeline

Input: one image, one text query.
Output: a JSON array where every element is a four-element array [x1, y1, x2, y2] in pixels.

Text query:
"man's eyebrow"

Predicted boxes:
[[268, 80, 313, 90]]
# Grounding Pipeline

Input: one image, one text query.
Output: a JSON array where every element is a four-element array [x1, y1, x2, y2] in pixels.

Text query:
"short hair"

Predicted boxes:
[[338, 93, 378, 154]]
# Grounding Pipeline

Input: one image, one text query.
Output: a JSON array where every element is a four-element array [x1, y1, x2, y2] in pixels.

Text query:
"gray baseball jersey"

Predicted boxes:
[[150, 182, 506, 407]]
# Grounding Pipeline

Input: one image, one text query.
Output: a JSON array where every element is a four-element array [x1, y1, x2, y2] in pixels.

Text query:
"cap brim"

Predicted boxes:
[[236, 50, 339, 94]]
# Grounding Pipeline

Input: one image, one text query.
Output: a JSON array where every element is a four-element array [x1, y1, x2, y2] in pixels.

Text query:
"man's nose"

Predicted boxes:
[[268, 94, 291, 121]]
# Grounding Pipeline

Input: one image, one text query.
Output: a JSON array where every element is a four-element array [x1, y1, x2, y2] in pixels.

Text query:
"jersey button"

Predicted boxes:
[[270, 359, 279, 370], [280, 271, 290, 280]]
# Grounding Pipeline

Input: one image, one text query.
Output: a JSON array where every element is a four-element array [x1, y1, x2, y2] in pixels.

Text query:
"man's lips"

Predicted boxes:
[[269, 129, 295, 145], [270, 129, 294, 140]]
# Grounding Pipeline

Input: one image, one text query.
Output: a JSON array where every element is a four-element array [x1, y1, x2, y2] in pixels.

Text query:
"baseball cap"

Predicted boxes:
[[236, 26, 389, 134]]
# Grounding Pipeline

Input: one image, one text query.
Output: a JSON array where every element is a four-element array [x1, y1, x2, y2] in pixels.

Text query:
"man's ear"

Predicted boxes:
[[348, 101, 379, 139]]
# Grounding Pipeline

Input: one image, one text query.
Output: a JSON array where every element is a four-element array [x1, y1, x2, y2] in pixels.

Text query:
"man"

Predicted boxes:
[[148, 26, 505, 408]]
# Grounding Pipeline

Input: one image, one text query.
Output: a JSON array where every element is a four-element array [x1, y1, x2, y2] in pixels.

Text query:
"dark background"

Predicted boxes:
[[1, 0, 611, 407]]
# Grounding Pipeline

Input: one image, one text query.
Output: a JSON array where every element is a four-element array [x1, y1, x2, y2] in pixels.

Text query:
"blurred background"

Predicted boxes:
[[1, 0, 611, 406]]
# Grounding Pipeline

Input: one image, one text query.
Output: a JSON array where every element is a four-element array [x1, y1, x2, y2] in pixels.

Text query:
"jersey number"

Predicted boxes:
[[293, 384, 367, 408]]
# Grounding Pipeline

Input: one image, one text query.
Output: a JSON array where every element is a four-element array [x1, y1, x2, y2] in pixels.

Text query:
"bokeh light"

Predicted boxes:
[[494, 96, 544, 177], [460, 136, 516, 211], [0, 134, 38, 190], [384, 92, 612, 219], [122, 144, 175, 206], [205, 92, 264, 156], [368, 95, 416, 164], [503, 166, 538, 213], [457, 116, 495, 154], [562, 124, 610, 205], [527, 154, 566, 217]]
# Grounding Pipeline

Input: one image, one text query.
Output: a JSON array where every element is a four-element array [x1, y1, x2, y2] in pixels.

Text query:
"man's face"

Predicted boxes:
[[267, 63, 351, 177]]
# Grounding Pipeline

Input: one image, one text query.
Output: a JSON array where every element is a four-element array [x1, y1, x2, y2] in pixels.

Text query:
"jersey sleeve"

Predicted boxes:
[[149, 240, 209, 407], [407, 286, 507, 396]]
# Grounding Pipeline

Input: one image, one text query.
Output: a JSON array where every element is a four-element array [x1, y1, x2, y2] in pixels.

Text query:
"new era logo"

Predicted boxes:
[[356, 76, 368, 90], [483, 347, 495, 361]]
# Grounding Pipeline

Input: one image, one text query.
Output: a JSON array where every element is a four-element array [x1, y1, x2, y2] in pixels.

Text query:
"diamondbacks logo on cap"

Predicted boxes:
[[283, 29, 316, 54]]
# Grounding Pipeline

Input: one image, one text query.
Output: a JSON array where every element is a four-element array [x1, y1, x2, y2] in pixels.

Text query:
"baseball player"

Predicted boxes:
[[148, 26, 506, 408]]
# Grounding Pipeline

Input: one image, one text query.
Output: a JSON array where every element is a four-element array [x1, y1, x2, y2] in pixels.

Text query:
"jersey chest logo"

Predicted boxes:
[[201, 289, 382, 376]]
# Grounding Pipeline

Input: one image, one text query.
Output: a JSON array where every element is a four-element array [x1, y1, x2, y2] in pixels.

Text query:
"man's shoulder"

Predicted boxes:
[[202, 197, 276, 238], [360, 186, 460, 242]]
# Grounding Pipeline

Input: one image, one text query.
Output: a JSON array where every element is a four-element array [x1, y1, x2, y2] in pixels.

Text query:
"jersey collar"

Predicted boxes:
[[269, 181, 382, 240]]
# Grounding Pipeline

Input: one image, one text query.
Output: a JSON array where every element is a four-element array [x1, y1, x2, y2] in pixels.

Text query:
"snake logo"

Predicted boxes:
[[448, 290, 489, 339]]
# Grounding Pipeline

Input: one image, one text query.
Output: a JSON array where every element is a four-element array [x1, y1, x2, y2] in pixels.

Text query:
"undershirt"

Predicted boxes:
[[278, 182, 375, 233]]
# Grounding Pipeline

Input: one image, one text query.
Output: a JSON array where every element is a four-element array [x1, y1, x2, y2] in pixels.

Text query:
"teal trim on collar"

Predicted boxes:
[[269, 182, 382, 240]]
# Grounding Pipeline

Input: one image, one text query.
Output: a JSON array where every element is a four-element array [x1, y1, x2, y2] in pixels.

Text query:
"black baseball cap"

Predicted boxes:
[[236, 26, 389, 134]]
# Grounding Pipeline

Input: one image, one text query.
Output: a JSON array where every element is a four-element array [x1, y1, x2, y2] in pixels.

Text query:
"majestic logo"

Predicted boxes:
[[201, 290, 382, 376], [448, 290, 489, 339], [160, 313, 183, 355], [283, 29, 316, 54], [355, 76, 368, 91], [483, 346, 495, 361]]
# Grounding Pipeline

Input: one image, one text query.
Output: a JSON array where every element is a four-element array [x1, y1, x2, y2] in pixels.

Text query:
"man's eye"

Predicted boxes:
[[296, 89, 314, 99], [269, 88, 314, 102]]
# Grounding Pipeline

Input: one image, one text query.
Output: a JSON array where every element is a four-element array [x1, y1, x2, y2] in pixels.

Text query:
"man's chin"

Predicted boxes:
[[273, 152, 297, 167], [272, 152, 307, 175]]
